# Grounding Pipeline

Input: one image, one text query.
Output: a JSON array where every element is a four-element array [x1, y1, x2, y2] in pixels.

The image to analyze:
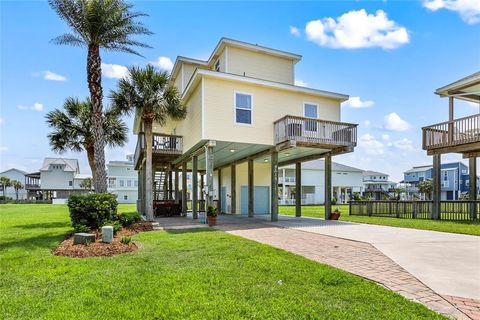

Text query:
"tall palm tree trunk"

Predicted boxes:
[[87, 43, 107, 192], [144, 120, 154, 220], [85, 143, 97, 185]]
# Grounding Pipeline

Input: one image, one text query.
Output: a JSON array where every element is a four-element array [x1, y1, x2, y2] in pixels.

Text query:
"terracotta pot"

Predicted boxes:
[[207, 216, 217, 226], [330, 212, 340, 220]]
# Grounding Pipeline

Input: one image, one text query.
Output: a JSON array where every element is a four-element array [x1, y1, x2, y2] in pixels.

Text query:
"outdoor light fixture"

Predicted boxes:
[[285, 153, 290, 156], [264, 159, 269, 162], [230, 149, 235, 152]]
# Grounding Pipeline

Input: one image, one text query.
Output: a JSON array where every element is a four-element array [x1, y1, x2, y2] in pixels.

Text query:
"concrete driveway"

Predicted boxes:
[[259, 215, 480, 300]]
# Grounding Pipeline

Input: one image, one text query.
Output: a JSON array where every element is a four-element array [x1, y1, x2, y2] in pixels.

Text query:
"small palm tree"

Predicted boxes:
[[49, 0, 152, 192], [110, 65, 187, 219], [11, 180, 24, 201], [0, 176, 11, 200], [46, 97, 128, 181], [80, 178, 93, 191]]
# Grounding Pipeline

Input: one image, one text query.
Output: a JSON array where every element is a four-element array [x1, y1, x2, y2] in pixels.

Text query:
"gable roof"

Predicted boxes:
[[0, 168, 28, 176], [41, 158, 79, 172], [435, 71, 480, 103], [283, 159, 363, 172], [363, 170, 388, 177], [171, 37, 302, 81]]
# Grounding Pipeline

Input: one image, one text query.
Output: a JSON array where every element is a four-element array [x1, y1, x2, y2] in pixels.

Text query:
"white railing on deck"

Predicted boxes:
[[274, 115, 357, 147]]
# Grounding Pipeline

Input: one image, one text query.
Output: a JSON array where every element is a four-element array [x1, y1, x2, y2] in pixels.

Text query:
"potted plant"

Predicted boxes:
[[207, 205, 218, 226], [331, 207, 341, 220]]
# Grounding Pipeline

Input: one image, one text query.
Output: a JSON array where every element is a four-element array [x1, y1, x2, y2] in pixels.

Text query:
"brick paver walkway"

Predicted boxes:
[[216, 221, 474, 319]]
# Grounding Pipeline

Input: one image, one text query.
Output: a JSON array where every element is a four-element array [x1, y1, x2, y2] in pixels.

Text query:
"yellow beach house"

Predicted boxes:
[[133, 38, 358, 221]]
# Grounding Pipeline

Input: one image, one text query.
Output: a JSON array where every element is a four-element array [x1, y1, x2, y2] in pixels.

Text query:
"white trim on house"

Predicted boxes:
[[233, 90, 254, 126], [224, 46, 229, 73], [183, 68, 349, 101]]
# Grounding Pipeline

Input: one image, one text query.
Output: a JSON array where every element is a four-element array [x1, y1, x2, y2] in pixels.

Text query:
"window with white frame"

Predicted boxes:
[[134, 180, 138, 187], [127, 180, 132, 187], [124, 195, 128, 200], [304, 103, 318, 131], [108, 178, 116, 188], [119, 179, 125, 187], [235, 93, 252, 125]]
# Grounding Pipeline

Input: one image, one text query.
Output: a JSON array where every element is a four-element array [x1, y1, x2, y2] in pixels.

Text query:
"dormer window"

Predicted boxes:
[[215, 60, 220, 72]]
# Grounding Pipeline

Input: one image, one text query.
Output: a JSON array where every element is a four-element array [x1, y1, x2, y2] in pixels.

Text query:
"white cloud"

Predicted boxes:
[[101, 63, 128, 79], [17, 103, 44, 112], [43, 70, 67, 81], [0, 146, 8, 153], [342, 96, 375, 108], [393, 138, 416, 151], [151, 57, 174, 72], [305, 9, 409, 49], [294, 79, 308, 87], [289, 26, 301, 37], [381, 134, 390, 141], [423, 0, 480, 24], [364, 120, 371, 128], [359, 133, 385, 155], [384, 112, 411, 131]]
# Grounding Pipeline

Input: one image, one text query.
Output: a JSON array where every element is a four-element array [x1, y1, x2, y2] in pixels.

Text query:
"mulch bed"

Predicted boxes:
[[53, 221, 154, 258]]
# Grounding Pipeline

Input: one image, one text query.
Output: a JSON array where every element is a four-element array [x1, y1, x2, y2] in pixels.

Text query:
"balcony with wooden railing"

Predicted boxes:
[[274, 115, 357, 149], [134, 133, 183, 168], [422, 114, 480, 154]]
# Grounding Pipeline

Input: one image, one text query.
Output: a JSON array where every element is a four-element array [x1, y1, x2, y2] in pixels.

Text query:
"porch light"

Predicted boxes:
[[230, 149, 235, 152], [264, 159, 269, 162], [285, 153, 290, 156]]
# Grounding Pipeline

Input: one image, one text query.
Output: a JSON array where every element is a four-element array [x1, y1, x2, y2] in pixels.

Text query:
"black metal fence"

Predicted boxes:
[[349, 200, 479, 221]]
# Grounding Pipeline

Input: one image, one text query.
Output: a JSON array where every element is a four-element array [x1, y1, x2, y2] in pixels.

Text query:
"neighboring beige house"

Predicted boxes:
[[134, 38, 357, 220]]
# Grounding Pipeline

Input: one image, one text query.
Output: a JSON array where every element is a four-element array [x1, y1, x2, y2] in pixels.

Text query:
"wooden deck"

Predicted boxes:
[[422, 114, 480, 155], [274, 115, 357, 149], [134, 133, 183, 169]]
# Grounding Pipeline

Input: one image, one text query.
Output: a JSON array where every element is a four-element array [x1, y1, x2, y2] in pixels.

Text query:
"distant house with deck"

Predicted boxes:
[[362, 170, 397, 200], [107, 155, 138, 204], [0, 168, 28, 200]]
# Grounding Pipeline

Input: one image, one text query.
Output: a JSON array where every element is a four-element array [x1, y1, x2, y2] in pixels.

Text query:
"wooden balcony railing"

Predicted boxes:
[[422, 114, 480, 150], [274, 115, 357, 148], [134, 133, 183, 167]]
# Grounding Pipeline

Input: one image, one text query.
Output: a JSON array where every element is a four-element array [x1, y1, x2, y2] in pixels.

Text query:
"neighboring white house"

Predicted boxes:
[[0, 168, 28, 200], [107, 155, 138, 204], [362, 170, 397, 199], [39, 158, 91, 200], [279, 160, 364, 204]]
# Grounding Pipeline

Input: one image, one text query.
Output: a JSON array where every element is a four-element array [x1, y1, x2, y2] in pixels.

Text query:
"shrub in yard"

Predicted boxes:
[[67, 193, 118, 230], [117, 211, 141, 227], [120, 236, 132, 244], [74, 224, 90, 233]]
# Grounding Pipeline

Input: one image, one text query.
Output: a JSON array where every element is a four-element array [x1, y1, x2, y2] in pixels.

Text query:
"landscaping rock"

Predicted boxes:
[[102, 226, 114, 243], [73, 233, 96, 245]]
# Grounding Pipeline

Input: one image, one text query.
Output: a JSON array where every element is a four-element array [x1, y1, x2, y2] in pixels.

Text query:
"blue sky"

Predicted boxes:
[[1, 0, 479, 181]]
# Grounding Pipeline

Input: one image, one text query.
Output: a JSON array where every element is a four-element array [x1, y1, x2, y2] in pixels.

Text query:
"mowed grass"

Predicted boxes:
[[0, 204, 444, 319], [279, 205, 480, 236]]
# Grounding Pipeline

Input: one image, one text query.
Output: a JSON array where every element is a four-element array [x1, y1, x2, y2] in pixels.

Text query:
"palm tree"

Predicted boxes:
[[46, 97, 128, 182], [0, 177, 12, 200], [110, 65, 187, 220], [80, 178, 93, 191], [49, 0, 152, 192], [11, 180, 24, 201]]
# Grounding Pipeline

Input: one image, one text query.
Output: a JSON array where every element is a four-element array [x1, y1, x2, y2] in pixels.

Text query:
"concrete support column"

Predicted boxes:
[[248, 158, 254, 218], [432, 154, 441, 220], [271, 151, 279, 222], [231, 164, 236, 214], [205, 142, 215, 210], [218, 168, 222, 213], [336, 186, 341, 203], [168, 169, 173, 200], [182, 162, 187, 216], [192, 156, 198, 219], [174, 169, 179, 202], [282, 168, 286, 204], [295, 162, 301, 217], [325, 153, 332, 220], [469, 157, 477, 220], [200, 174, 205, 201]]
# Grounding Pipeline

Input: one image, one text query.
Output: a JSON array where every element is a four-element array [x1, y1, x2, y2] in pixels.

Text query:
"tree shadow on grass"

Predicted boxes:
[[14, 222, 70, 229], [0, 233, 66, 251]]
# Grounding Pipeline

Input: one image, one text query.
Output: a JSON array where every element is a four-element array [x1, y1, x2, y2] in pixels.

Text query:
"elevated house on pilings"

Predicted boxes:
[[422, 71, 480, 219], [134, 38, 357, 221]]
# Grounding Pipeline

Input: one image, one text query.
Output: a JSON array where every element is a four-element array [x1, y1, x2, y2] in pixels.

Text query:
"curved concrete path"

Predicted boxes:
[[261, 215, 480, 301]]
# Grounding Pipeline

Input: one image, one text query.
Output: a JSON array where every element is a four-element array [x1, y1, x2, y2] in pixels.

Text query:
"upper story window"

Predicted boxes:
[[235, 92, 252, 125], [127, 180, 132, 187], [215, 60, 220, 72], [119, 179, 125, 187], [304, 103, 318, 131], [69, 181, 73, 187]]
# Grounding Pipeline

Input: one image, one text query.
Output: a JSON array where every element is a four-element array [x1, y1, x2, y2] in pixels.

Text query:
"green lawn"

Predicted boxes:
[[280, 205, 480, 236], [0, 204, 443, 319]]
